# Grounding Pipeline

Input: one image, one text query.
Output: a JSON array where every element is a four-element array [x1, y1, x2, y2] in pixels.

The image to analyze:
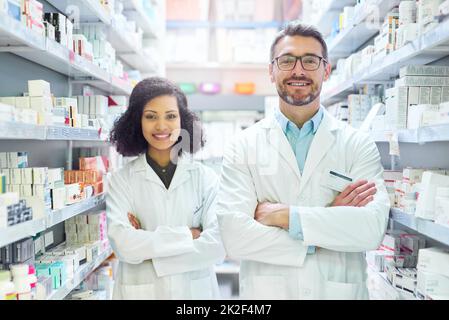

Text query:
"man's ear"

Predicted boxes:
[[269, 63, 275, 83], [324, 61, 332, 81]]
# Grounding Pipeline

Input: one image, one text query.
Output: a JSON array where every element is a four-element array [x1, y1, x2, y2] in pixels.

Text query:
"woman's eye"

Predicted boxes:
[[167, 114, 177, 120], [145, 115, 156, 120]]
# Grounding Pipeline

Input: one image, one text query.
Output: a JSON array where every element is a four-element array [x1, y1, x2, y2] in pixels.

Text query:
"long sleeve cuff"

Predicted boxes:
[[289, 206, 316, 255]]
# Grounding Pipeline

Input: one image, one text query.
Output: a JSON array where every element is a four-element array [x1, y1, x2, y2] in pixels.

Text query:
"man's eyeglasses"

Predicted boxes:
[[272, 54, 328, 71]]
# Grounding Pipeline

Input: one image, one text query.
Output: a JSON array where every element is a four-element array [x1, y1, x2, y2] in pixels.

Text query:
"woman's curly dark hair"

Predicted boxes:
[[110, 77, 204, 156]]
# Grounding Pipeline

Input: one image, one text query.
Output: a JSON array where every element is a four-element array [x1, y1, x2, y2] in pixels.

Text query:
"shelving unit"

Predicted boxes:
[[390, 209, 449, 246], [0, 13, 133, 96], [371, 124, 449, 144], [322, 17, 449, 106], [327, 0, 401, 62], [0, 122, 104, 141], [0, 194, 106, 248], [45, 0, 112, 24], [313, 0, 449, 300], [123, 0, 160, 37], [46, 247, 113, 300], [309, 0, 357, 36]]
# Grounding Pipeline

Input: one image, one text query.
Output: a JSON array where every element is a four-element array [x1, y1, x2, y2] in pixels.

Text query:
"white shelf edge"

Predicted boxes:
[[0, 122, 106, 141], [390, 208, 449, 246], [46, 247, 113, 300], [0, 194, 106, 248], [371, 124, 449, 143], [0, 218, 47, 248], [322, 17, 449, 105], [46, 193, 106, 228]]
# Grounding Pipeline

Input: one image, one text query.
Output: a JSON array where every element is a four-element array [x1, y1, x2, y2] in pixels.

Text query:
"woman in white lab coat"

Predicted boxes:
[[107, 77, 225, 300]]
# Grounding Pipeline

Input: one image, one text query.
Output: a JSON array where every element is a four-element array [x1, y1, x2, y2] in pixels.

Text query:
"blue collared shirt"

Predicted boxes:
[[274, 106, 324, 254]]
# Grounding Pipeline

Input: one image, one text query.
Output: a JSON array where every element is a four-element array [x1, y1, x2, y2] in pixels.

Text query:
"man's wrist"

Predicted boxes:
[[274, 205, 289, 229]]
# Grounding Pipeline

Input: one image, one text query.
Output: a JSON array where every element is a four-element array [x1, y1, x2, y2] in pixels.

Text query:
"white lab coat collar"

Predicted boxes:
[[261, 108, 342, 191], [130, 153, 197, 192]]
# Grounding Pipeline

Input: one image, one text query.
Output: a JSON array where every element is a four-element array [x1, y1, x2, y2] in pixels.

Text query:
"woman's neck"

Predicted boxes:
[[148, 148, 172, 167]]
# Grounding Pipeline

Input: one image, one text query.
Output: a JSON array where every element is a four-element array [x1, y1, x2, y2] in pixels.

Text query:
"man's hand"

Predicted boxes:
[[128, 212, 142, 229], [255, 202, 289, 229], [190, 228, 201, 239], [331, 180, 377, 207]]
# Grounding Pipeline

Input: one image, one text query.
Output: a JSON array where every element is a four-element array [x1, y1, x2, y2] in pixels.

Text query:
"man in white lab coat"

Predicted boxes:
[[216, 22, 391, 300]]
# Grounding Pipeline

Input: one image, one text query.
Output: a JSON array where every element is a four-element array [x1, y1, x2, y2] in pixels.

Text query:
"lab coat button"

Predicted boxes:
[[302, 288, 312, 296]]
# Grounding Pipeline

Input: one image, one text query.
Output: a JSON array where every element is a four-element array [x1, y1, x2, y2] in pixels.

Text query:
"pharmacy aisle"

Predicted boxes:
[[0, 0, 165, 300], [306, 0, 449, 299]]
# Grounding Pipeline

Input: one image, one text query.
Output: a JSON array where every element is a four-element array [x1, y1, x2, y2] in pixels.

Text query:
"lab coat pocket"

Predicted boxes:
[[121, 283, 155, 300], [190, 276, 212, 300], [248, 276, 287, 300], [322, 280, 367, 300]]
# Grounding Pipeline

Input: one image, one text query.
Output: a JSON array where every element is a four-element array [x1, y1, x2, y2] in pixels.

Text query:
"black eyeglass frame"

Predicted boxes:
[[271, 53, 328, 71]]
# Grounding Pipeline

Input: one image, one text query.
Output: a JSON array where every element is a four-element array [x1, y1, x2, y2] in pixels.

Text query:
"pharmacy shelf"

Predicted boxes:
[[46, 193, 106, 228], [371, 124, 449, 143], [46, 0, 112, 25], [0, 122, 104, 141], [187, 94, 266, 112], [327, 0, 401, 62], [309, 0, 357, 36], [0, 14, 133, 96], [0, 194, 106, 248], [0, 218, 47, 248], [321, 17, 449, 106], [367, 265, 418, 300], [119, 52, 159, 73], [390, 208, 449, 246], [0, 12, 45, 50], [166, 62, 269, 71], [46, 126, 101, 141], [47, 247, 113, 300], [0, 122, 46, 140], [123, 0, 159, 37]]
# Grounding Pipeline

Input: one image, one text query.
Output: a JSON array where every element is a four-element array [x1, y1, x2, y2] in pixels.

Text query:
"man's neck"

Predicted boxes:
[[279, 99, 321, 128]]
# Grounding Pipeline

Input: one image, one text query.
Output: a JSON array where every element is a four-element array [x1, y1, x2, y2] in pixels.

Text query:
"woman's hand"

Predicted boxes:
[[128, 212, 142, 229]]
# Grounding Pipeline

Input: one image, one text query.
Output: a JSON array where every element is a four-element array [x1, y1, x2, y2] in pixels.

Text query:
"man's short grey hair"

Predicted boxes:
[[270, 21, 329, 62]]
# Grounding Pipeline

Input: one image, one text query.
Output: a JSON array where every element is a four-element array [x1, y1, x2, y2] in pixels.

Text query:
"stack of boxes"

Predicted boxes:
[[9, 263, 37, 300], [347, 94, 381, 128], [28, 80, 53, 126], [43, 12, 73, 51], [416, 247, 449, 299], [64, 212, 107, 247], [22, 0, 44, 36], [384, 65, 449, 130], [0, 238, 34, 270], [373, 10, 400, 60]]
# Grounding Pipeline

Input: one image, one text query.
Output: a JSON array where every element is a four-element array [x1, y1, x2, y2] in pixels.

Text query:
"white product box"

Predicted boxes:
[[32, 167, 48, 185], [396, 76, 449, 87], [400, 234, 426, 256], [0, 169, 10, 184], [20, 184, 33, 197], [431, 87, 442, 105], [30, 96, 53, 112], [76, 214, 88, 225], [400, 65, 449, 77], [418, 247, 449, 278], [441, 87, 449, 103], [415, 172, 449, 220], [419, 87, 431, 104], [0, 153, 7, 168], [382, 233, 402, 254], [407, 104, 439, 129], [11, 168, 22, 184], [28, 80, 51, 97], [64, 222, 77, 235], [386, 86, 409, 129], [66, 232, 78, 245], [417, 270, 449, 296], [51, 187, 65, 210], [408, 87, 420, 106], [403, 168, 424, 184], [15, 97, 31, 109], [21, 168, 33, 184], [0, 97, 16, 106]]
